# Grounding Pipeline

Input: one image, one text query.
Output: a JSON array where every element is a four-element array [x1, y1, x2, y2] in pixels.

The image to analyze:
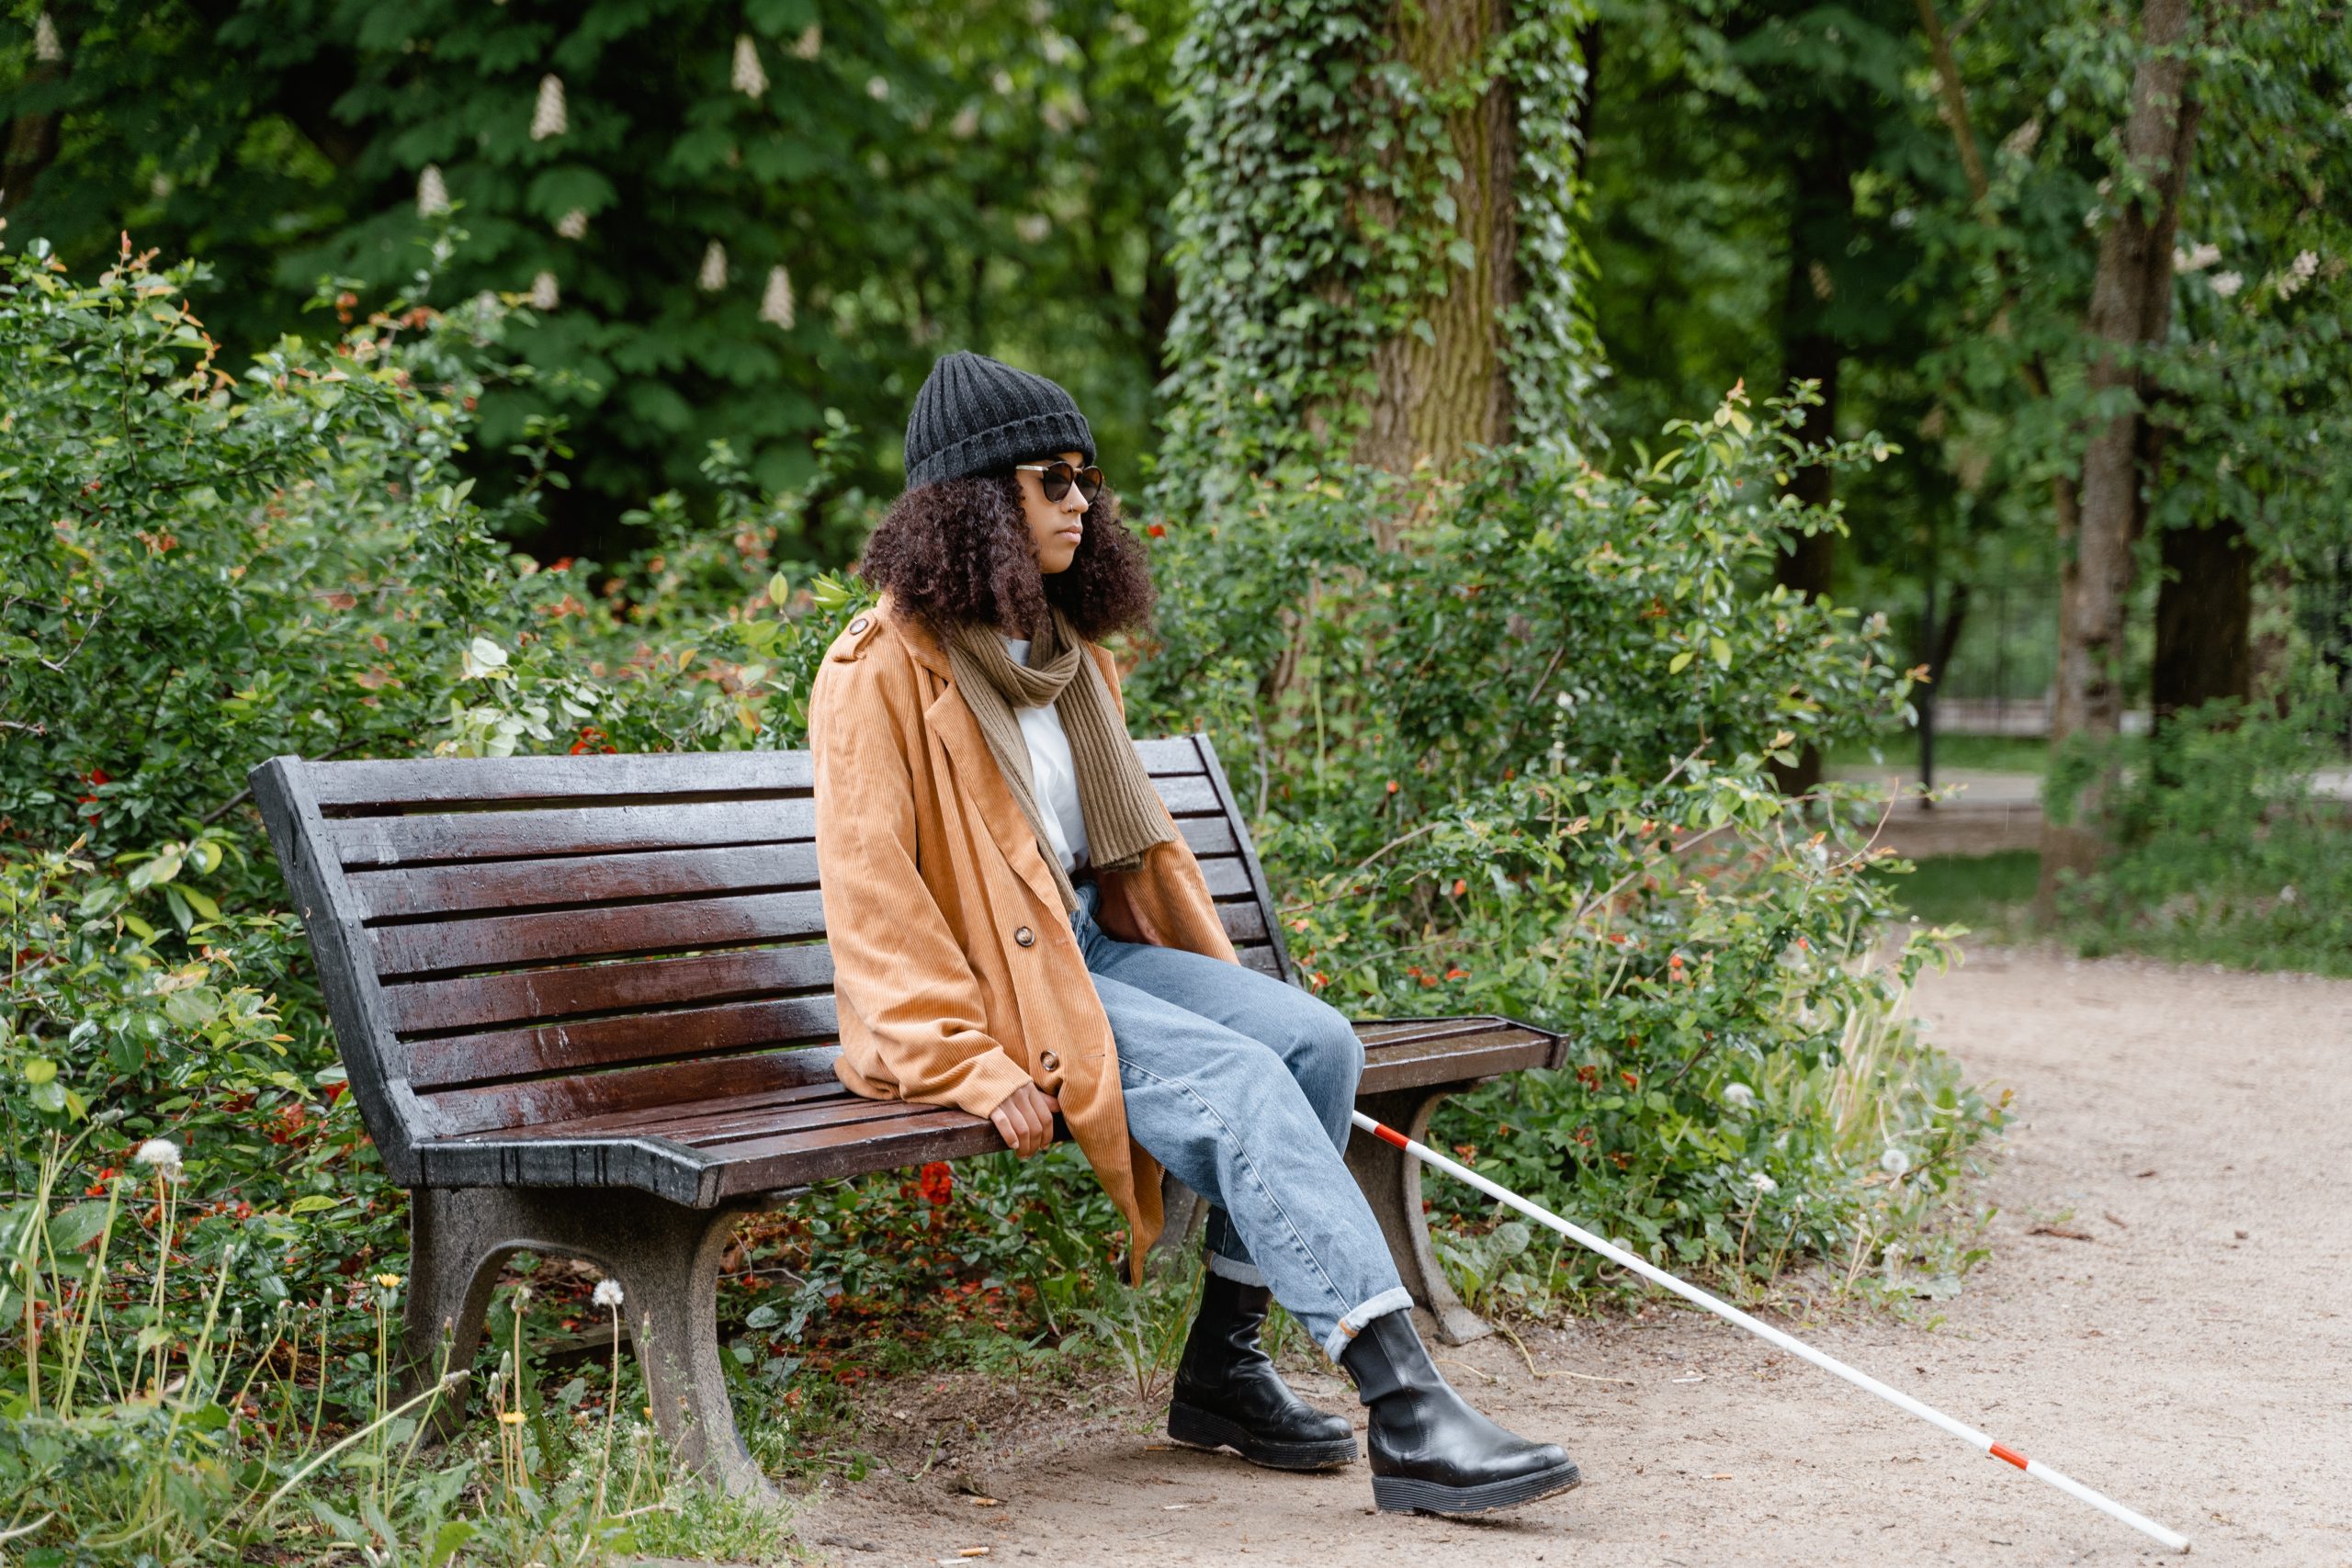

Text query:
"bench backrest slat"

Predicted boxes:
[[251, 731, 1293, 1180]]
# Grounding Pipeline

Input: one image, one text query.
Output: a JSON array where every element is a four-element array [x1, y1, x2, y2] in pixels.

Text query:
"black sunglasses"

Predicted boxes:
[[1013, 460, 1105, 504]]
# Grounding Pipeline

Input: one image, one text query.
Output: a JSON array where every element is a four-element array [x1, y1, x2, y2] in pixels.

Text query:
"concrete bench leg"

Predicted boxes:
[[401, 1186, 770, 1497], [1345, 1087, 1492, 1346]]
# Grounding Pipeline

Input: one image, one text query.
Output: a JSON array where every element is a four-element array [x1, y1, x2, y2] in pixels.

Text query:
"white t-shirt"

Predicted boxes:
[[1001, 636, 1090, 873]]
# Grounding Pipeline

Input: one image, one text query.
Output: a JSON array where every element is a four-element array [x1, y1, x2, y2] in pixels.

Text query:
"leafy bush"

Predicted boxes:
[[2048, 692, 2352, 976], [2, 238, 2000, 1556], [1125, 383, 1999, 1297]]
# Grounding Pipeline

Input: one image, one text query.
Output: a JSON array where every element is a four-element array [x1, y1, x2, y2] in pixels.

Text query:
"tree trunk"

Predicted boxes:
[[2152, 516, 2253, 722], [1, 4, 74, 218], [1769, 121, 1850, 803], [1351, 0, 1521, 496], [2036, 0, 2201, 913]]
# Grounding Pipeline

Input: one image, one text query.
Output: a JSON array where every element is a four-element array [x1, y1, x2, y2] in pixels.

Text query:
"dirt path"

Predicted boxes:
[[785, 946, 2352, 1567]]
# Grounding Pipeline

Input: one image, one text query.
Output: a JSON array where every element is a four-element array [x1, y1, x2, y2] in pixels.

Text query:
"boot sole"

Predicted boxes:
[[1166, 1402, 1360, 1471], [1371, 1458, 1584, 1516]]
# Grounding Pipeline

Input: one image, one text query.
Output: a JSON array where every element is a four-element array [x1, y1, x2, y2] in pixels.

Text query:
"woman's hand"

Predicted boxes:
[[989, 1082, 1061, 1157]]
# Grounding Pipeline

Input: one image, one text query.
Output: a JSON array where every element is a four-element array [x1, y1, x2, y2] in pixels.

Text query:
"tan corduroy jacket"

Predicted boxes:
[[808, 590, 1242, 1283]]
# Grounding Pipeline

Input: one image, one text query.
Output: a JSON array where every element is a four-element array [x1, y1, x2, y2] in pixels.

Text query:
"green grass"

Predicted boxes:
[[1871, 850, 2041, 935], [1830, 734, 2051, 774]]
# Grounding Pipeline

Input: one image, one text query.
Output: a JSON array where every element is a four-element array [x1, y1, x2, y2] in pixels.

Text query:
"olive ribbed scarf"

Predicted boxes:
[[940, 604, 1176, 914]]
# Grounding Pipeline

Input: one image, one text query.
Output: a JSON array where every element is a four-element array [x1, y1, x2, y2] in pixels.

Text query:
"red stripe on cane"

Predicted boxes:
[[1372, 1121, 1410, 1150], [1989, 1443, 2030, 1471]]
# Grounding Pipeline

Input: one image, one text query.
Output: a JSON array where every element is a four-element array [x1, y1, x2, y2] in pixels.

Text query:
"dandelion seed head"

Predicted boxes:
[[135, 1137, 183, 1174], [593, 1278, 625, 1309], [1880, 1145, 1913, 1178], [1748, 1171, 1778, 1195], [1721, 1082, 1756, 1111]]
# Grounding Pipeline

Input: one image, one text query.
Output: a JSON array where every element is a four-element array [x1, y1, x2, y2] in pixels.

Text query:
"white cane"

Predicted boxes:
[[1351, 1111, 2191, 1554]]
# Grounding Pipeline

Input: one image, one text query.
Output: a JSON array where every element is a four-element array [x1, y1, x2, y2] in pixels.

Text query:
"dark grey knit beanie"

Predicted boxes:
[[902, 350, 1095, 489]]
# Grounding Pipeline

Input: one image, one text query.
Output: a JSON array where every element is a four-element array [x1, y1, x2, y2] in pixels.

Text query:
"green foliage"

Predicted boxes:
[[1125, 378, 1999, 1296], [0, 1138, 790, 1562], [2048, 693, 2352, 976], [0, 0, 1192, 539]]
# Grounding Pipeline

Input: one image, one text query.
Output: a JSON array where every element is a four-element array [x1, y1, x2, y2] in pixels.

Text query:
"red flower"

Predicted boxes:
[[1444, 966, 1468, 980], [918, 1161, 954, 1206], [1574, 1065, 1601, 1091], [1619, 1069, 1639, 1089], [1147, 523, 1166, 538]]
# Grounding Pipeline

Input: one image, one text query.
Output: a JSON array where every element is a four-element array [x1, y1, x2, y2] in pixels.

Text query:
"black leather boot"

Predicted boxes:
[[1338, 1307, 1582, 1514], [1165, 1271, 1359, 1470]]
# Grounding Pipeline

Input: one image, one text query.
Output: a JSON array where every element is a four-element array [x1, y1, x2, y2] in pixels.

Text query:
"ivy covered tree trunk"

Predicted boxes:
[[1350, 0, 1522, 482], [2038, 0, 2201, 908], [1153, 0, 1602, 537]]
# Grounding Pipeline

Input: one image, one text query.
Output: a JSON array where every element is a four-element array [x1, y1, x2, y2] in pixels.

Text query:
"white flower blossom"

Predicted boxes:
[[530, 74, 568, 141], [791, 23, 821, 60], [1014, 213, 1051, 244], [1880, 1145, 1913, 1178], [555, 207, 588, 240], [593, 1278, 625, 1309], [730, 34, 767, 97], [416, 164, 450, 218], [135, 1138, 183, 1177], [1721, 1083, 1756, 1111], [2211, 270, 2244, 299], [866, 74, 890, 101], [528, 271, 560, 311], [1748, 1171, 1777, 1195], [34, 12, 62, 62], [951, 105, 981, 139], [2172, 241, 2221, 274], [2278, 251, 2320, 301], [992, 69, 1014, 96], [759, 265, 796, 331], [697, 240, 728, 292]]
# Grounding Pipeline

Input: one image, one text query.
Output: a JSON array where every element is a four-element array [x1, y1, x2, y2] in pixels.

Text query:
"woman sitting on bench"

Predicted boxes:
[[807, 349, 1581, 1517]]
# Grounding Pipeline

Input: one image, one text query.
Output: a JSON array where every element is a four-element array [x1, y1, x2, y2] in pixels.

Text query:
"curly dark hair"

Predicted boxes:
[[855, 464, 1156, 642]]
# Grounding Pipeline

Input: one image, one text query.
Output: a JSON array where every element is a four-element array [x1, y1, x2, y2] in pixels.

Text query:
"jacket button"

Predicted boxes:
[[1013, 925, 1035, 947], [848, 616, 868, 634], [1038, 1050, 1060, 1073]]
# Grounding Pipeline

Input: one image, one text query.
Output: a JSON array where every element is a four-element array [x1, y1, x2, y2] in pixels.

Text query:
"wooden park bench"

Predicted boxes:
[[250, 733, 1566, 1495]]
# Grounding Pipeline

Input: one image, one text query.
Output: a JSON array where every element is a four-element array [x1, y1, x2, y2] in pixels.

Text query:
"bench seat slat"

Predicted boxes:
[[382, 945, 837, 1035], [306, 737, 1205, 811], [371, 891, 829, 977], [405, 995, 840, 1089], [352, 842, 821, 921], [420, 1046, 843, 1139], [414, 1018, 1556, 1195], [333, 799, 819, 869]]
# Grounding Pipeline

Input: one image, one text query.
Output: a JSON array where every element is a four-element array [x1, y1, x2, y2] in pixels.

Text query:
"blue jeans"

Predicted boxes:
[[1070, 878, 1412, 1361]]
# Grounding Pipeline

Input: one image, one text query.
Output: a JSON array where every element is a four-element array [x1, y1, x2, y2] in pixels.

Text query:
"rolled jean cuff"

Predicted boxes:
[[1322, 1286, 1414, 1363], [1204, 1249, 1267, 1287]]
